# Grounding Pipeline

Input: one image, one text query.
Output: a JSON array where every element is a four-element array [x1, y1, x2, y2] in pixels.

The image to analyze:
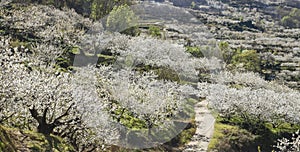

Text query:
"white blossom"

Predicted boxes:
[[207, 83, 300, 124], [275, 130, 300, 152]]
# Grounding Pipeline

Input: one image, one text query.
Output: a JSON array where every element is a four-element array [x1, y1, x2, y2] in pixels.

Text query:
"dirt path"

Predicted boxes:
[[183, 100, 215, 152]]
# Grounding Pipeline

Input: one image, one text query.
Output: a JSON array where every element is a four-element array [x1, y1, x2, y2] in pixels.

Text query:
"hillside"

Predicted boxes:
[[144, 0, 300, 90], [0, 0, 299, 152]]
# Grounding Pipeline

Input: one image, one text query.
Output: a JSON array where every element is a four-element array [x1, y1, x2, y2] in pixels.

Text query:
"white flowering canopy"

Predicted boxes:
[[1, 1, 300, 150], [70, 1, 224, 148]]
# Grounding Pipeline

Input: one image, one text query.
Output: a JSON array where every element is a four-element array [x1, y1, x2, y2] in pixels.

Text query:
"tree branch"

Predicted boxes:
[[42, 107, 49, 123], [52, 103, 75, 126]]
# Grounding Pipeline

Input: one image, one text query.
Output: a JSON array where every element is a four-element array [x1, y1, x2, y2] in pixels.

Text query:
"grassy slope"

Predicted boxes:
[[0, 125, 74, 152]]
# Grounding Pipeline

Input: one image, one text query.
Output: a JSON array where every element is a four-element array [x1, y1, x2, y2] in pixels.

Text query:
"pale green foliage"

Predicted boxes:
[[148, 25, 162, 37], [230, 49, 261, 72], [106, 4, 138, 33], [89, 0, 131, 20], [218, 41, 233, 64], [281, 8, 300, 28], [191, 1, 196, 9]]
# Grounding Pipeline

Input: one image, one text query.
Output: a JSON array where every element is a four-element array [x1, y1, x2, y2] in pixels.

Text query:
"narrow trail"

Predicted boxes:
[[183, 100, 215, 152]]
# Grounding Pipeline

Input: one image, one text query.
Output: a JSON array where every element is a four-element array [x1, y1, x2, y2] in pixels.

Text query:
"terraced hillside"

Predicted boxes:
[[141, 0, 300, 89]]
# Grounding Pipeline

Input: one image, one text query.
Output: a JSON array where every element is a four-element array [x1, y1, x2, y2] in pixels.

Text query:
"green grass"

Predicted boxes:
[[0, 126, 16, 152], [9, 39, 32, 49], [0, 125, 74, 152], [208, 119, 257, 152], [69, 46, 80, 55], [209, 115, 300, 152]]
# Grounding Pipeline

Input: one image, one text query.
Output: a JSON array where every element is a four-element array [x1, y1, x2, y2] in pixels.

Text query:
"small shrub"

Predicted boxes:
[[230, 49, 260, 72], [209, 121, 256, 152], [121, 26, 140, 36], [149, 25, 162, 38], [185, 46, 204, 58], [280, 8, 300, 28], [190, 1, 196, 9], [218, 41, 233, 64], [106, 4, 138, 34], [155, 67, 181, 82]]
